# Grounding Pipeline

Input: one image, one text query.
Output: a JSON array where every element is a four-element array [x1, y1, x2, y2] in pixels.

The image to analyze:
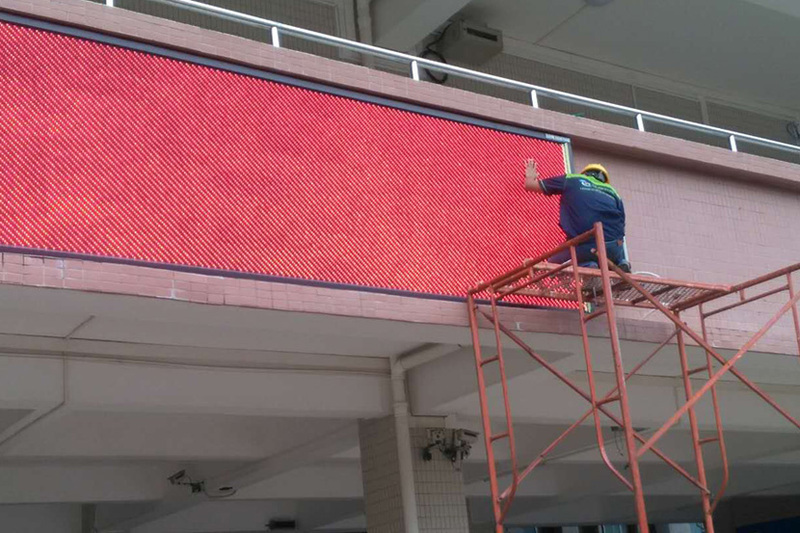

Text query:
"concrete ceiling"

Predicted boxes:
[[450, 0, 800, 112], [0, 284, 799, 531]]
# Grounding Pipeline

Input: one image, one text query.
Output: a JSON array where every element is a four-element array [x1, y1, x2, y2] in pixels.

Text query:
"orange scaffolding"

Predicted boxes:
[[466, 223, 800, 533]]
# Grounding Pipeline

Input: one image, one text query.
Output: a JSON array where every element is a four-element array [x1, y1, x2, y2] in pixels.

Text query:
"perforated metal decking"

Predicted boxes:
[[467, 223, 800, 533]]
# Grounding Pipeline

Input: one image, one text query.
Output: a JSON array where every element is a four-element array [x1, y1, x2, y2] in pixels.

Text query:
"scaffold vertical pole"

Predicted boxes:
[[570, 245, 634, 490], [788, 273, 800, 359], [466, 294, 504, 533], [675, 315, 714, 532], [488, 295, 520, 526], [699, 305, 730, 512], [593, 223, 649, 532]]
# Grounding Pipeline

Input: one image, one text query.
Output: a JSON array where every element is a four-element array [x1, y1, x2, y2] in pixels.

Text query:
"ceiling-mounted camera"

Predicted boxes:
[[422, 428, 479, 465], [166, 469, 236, 498]]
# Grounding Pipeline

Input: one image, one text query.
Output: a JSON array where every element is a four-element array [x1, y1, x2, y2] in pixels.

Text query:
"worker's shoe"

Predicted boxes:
[[618, 262, 632, 274]]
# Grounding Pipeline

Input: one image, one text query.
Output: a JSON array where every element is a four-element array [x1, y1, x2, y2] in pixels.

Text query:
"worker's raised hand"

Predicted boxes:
[[524, 159, 545, 193], [525, 159, 539, 181]]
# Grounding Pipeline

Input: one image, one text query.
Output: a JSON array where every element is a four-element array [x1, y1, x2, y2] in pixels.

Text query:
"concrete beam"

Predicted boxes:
[[0, 332, 390, 374], [236, 463, 364, 499], [407, 333, 584, 417], [371, 0, 472, 51], [0, 355, 64, 410], [0, 463, 172, 503], [68, 359, 391, 417], [407, 324, 800, 432], [108, 499, 365, 533], [0, 410, 355, 460], [0, 461, 366, 505], [445, 369, 800, 434], [742, 0, 800, 18], [0, 356, 391, 418]]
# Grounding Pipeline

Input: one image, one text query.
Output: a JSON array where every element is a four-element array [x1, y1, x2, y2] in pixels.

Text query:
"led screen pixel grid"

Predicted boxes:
[[0, 20, 571, 301]]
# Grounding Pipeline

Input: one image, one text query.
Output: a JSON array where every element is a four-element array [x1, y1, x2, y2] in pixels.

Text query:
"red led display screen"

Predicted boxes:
[[0, 19, 571, 300]]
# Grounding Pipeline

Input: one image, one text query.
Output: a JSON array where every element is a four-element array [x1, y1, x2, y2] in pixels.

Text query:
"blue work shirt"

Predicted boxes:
[[538, 173, 626, 242]]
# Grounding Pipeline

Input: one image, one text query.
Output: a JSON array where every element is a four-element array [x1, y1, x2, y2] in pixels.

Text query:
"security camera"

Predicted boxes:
[[447, 429, 478, 462], [455, 429, 478, 445], [422, 428, 479, 465], [167, 470, 209, 495]]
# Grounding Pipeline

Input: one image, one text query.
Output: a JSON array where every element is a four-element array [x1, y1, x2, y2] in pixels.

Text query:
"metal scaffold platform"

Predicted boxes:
[[466, 223, 800, 533]]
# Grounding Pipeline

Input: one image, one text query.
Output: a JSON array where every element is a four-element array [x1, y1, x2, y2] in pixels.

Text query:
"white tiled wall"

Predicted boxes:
[[359, 418, 470, 533], [411, 427, 470, 533], [359, 416, 407, 533]]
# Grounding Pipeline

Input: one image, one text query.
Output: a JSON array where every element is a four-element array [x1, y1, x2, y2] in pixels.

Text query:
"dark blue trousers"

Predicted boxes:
[[550, 239, 630, 270]]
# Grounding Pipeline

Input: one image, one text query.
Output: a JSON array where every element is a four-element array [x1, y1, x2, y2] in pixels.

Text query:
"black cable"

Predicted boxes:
[[420, 49, 448, 84], [613, 427, 624, 457], [425, 22, 451, 52], [420, 23, 452, 84], [787, 121, 800, 143]]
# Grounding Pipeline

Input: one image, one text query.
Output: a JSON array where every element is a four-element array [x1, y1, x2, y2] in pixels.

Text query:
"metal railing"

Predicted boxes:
[[100, 0, 800, 159]]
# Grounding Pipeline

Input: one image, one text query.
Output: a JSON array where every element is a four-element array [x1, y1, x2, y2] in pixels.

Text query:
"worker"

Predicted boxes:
[[524, 160, 631, 272]]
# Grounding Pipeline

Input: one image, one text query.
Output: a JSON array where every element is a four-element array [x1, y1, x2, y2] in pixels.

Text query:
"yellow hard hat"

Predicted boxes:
[[581, 164, 610, 183]]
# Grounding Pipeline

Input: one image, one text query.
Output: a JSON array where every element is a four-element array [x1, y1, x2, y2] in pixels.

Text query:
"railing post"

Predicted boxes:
[[270, 26, 281, 48], [729, 134, 738, 152], [530, 90, 539, 109], [636, 113, 645, 132], [410, 60, 420, 81]]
